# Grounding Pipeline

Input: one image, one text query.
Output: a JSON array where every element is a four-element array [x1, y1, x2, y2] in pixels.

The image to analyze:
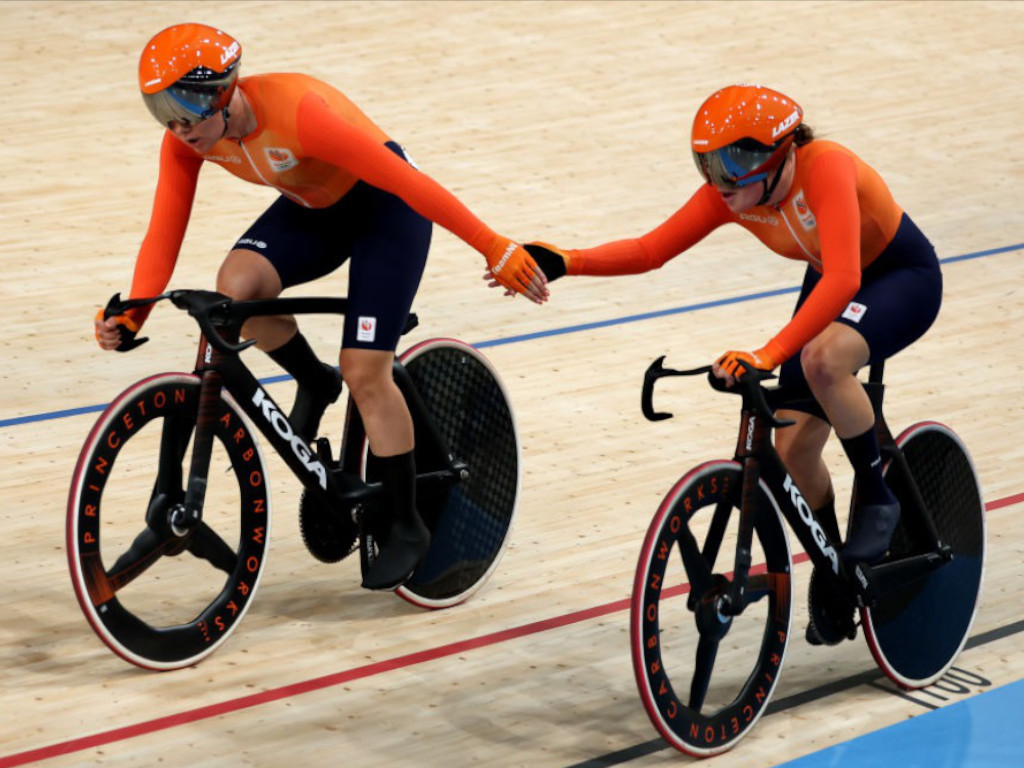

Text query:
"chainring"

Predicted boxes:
[[806, 566, 858, 646], [299, 488, 358, 564]]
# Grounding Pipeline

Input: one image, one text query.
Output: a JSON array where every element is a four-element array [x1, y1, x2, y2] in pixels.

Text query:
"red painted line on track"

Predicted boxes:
[[986, 491, 1024, 511], [2, 491, 1019, 767], [0, 601, 629, 767]]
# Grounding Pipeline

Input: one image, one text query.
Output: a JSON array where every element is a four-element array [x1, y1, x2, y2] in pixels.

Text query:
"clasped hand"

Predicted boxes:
[[483, 237, 549, 304]]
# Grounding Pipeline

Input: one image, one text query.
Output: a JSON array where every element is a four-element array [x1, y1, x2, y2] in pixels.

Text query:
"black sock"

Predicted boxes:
[[815, 497, 841, 544], [373, 450, 417, 531], [840, 427, 896, 507], [362, 449, 427, 590], [267, 332, 336, 392]]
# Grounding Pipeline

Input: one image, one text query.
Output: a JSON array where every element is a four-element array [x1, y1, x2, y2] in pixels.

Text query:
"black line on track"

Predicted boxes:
[[562, 617, 1023, 767], [869, 680, 939, 710]]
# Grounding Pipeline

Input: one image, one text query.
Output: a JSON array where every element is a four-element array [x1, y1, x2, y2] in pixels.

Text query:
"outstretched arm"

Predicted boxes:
[[526, 184, 730, 280], [296, 93, 547, 303]]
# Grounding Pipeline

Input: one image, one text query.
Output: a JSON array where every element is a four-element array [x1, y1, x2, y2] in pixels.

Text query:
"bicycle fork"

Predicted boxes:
[[169, 365, 222, 536], [720, 408, 766, 617], [168, 334, 241, 537]]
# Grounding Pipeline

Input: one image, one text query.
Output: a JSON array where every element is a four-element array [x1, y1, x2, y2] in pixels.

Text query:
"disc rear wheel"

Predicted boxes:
[[860, 422, 984, 687], [363, 339, 521, 608]]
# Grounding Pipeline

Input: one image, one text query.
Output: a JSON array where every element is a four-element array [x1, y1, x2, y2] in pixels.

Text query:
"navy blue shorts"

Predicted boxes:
[[778, 213, 942, 419], [232, 142, 432, 352]]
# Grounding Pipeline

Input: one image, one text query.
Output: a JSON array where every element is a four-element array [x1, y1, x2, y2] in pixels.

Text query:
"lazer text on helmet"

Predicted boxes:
[[771, 110, 801, 140], [220, 40, 241, 67]]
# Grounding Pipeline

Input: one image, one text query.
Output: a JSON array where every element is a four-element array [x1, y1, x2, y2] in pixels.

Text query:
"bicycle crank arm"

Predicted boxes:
[[852, 551, 952, 606], [416, 466, 469, 488]]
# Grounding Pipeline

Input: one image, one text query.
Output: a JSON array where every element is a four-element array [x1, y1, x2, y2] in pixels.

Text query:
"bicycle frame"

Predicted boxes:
[[70, 288, 522, 670], [643, 359, 951, 615], [111, 290, 464, 536], [728, 391, 846, 611], [633, 356, 983, 756]]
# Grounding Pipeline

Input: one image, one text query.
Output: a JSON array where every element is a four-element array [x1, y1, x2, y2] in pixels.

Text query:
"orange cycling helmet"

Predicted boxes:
[[691, 85, 803, 197], [139, 23, 241, 128]]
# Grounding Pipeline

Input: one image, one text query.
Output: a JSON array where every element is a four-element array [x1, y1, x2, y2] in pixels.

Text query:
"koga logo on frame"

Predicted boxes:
[[251, 387, 327, 489], [783, 474, 839, 573]]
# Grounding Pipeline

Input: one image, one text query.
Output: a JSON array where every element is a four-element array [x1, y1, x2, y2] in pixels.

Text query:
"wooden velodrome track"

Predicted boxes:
[[2, 1, 1023, 765]]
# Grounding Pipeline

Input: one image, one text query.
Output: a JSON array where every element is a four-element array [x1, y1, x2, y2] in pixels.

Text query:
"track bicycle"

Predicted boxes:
[[68, 290, 521, 671], [630, 357, 984, 756]]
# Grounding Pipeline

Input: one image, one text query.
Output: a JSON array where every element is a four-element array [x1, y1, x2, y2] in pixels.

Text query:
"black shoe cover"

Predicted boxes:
[[842, 501, 901, 566], [361, 516, 431, 591]]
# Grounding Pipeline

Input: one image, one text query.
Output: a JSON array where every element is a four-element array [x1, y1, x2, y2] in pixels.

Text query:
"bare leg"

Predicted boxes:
[[798, 323, 872, 439], [217, 249, 341, 441], [800, 322, 899, 564], [340, 347, 428, 589], [339, 348, 414, 457], [216, 249, 295, 349], [774, 409, 833, 510]]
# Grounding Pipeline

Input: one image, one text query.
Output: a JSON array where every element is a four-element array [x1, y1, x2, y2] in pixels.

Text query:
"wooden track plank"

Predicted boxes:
[[1, 2, 1023, 766]]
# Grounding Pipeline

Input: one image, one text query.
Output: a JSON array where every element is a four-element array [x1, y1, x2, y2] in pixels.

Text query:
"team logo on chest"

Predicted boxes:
[[792, 191, 817, 231], [739, 211, 779, 226], [204, 154, 242, 165], [264, 147, 299, 173]]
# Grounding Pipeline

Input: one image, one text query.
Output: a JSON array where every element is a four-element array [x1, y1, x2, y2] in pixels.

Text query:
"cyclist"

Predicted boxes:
[[522, 84, 942, 592], [94, 23, 547, 592]]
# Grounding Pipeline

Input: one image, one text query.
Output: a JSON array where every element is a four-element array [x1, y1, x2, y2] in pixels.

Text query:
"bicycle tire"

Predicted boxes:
[[860, 421, 985, 688], [363, 339, 520, 609], [67, 373, 271, 670], [631, 460, 793, 757]]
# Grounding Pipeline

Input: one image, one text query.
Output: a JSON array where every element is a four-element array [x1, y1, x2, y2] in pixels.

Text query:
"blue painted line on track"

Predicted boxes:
[[775, 677, 1024, 768], [3, 241, 1022, 430], [474, 285, 799, 349]]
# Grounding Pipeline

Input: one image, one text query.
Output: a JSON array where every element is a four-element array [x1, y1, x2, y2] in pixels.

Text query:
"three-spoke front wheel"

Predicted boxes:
[[67, 373, 271, 670], [630, 461, 793, 757]]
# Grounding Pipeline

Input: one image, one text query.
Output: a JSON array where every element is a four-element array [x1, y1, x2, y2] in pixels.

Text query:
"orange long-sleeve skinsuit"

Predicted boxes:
[[562, 140, 906, 365], [127, 73, 508, 324]]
